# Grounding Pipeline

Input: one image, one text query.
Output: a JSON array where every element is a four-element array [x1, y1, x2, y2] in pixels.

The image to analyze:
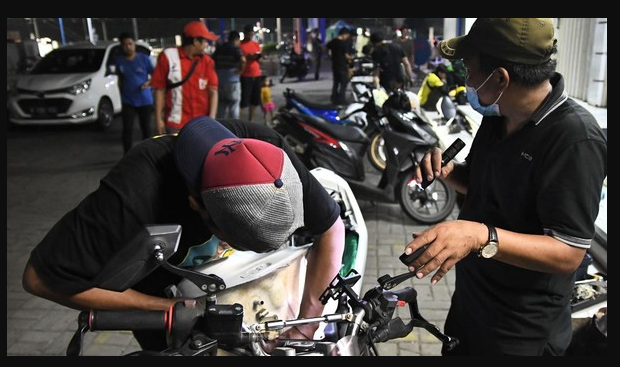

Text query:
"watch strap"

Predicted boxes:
[[485, 224, 498, 243], [478, 224, 498, 257]]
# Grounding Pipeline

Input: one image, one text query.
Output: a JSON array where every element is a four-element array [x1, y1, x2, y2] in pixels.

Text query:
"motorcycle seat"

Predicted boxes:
[[291, 112, 369, 143], [291, 92, 343, 111]]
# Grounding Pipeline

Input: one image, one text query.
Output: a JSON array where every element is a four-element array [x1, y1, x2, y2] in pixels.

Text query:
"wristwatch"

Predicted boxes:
[[478, 224, 499, 258]]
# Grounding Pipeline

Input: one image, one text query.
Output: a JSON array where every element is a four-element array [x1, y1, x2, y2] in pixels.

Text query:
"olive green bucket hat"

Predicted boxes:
[[439, 18, 556, 65]]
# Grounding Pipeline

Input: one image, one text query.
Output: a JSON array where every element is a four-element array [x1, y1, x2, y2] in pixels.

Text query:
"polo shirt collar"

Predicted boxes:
[[178, 46, 192, 60], [532, 72, 568, 125]]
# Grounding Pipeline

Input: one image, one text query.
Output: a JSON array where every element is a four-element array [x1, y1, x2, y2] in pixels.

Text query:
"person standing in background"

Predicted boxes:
[[370, 31, 414, 93], [326, 27, 353, 105], [239, 24, 263, 122], [310, 28, 323, 80], [115, 32, 154, 154], [355, 27, 370, 57], [261, 76, 275, 125], [151, 20, 219, 134], [394, 27, 415, 85], [212, 30, 246, 119]]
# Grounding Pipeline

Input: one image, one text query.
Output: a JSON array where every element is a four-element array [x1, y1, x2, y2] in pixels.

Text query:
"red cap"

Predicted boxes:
[[183, 21, 219, 41]]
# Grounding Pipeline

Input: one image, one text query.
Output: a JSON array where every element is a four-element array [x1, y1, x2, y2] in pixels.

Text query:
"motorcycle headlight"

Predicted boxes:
[[66, 79, 91, 95]]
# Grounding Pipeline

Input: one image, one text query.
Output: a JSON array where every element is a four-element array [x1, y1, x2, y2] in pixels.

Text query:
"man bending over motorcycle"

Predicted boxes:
[[22, 116, 345, 351]]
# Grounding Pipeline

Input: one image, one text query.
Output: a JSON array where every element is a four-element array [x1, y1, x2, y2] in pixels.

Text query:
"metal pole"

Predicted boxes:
[[58, 18, 66, 45], [101, 19, 108, 41], [276, 18, 282, 45], [32, 18, 40, 39], [132, 18, 139, 40], [87, 18, 96, 43]]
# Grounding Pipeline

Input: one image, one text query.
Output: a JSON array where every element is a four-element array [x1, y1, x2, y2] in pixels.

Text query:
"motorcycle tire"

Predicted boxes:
[[368, 132, 387, 172], [280, 71, 287, 84], [398, 171, 457, 224]]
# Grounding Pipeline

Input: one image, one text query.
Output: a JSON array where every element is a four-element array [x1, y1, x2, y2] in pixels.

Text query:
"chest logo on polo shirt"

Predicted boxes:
[[520, 151, 533, 161]]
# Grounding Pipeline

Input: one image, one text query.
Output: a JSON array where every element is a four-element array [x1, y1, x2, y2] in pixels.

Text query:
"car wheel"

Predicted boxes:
[[97, 98, 114, 130]]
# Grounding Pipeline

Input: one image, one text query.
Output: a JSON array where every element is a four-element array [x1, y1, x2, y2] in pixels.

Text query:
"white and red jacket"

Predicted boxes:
[[152, 47, 218, 130]]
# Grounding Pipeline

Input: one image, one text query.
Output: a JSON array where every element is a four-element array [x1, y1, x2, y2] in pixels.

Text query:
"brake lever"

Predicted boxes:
[[377, 271, 418, 290]]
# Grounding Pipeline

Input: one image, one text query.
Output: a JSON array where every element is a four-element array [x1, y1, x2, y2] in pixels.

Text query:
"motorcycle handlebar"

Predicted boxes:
[[390, 287, 417, 305], [371, 318, 412, 343], [88, 309, 169, 332]]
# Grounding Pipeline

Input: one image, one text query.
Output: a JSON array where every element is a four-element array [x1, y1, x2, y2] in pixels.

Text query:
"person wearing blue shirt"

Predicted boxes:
[[116, 32, 155, 153]]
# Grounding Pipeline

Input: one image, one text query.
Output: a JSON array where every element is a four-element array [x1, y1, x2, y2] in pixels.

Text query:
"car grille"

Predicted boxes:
[[18, 98, 73, 118], [17, 87, 69, 95]]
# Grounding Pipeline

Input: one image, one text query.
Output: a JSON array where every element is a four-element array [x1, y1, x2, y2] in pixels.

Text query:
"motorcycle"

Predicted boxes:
[[279, 47, 311, 83], [370, 89, 481, 172], [274, 90, 460, 224], [65, 168, 458, 356], [280, 88, 368, 130]]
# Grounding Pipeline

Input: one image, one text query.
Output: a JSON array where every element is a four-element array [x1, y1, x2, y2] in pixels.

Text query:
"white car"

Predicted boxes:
[[8, 41, 151, 130]]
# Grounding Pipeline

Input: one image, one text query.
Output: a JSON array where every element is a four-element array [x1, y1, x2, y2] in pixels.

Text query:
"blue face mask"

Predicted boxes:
[[466, 69, 504, 116]]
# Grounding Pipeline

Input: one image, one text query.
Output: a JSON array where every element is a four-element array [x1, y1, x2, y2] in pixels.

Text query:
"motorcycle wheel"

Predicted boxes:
[[398, 171, 457, 224], [368, 132, 387, 172], [280, 71, 287, 84]]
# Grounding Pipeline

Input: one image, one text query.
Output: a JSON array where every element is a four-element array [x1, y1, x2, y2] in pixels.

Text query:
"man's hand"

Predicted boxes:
[[413, 147, 455, 187], [403, 220, 486, 284]]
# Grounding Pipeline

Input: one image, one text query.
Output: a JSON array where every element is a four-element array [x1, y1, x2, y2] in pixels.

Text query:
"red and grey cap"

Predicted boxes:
[[174, 117, 304, 252]]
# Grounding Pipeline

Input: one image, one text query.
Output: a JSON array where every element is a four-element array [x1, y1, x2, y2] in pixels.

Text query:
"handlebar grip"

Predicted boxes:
[[88, 310, 168, 331], [391, 287, 418, 304], [372, 318, 412, 343]]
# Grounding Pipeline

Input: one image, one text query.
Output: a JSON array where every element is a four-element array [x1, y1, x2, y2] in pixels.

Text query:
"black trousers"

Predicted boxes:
[[121, 104, 152, 153], [330, 71, 349, 105]]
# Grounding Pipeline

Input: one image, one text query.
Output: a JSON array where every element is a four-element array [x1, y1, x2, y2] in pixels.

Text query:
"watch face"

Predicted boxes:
[[481, 242, 499, 258]]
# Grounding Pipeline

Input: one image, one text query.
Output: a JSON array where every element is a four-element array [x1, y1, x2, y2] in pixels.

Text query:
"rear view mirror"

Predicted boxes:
[[94, 225, 181, 292]]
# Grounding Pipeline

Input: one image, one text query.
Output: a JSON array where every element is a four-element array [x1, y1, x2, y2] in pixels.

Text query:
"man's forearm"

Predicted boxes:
[[208, 87, 218, 118], [298, 218, 345, 323], [154, 88, 166, 133], [22, 262, 176, 311]]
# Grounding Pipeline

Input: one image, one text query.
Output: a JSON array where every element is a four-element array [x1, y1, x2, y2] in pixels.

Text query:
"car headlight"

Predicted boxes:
[[66, 79, 91, 95]]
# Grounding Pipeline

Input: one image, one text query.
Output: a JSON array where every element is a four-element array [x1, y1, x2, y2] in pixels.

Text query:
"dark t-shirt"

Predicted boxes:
[[326, 38, 350, 75], [29, 120, 340, 297], [371, 42, 407, 90], [447, 73, 607, 355]]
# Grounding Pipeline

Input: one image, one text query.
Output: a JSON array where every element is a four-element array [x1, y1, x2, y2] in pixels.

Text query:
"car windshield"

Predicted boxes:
[[30, 48, 105, 74]]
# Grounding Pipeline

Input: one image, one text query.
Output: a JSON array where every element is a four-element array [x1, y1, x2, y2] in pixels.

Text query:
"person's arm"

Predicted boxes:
[[23, 260, 178, 311], [373, 68, 381, 89], [208, 86, 218, 118], [401, 56, 413, 81], [288, 217, 345, 339], [238, 55, 247, 75], [151, 53, 169, 135], [403, 220, 587, 285], [154, 88, 166, 134]]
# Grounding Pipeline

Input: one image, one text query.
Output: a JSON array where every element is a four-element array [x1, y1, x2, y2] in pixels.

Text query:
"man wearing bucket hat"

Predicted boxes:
[[22, 117, 345, 350], [152, 20, 220, 134], [402, 19, 606, 355]]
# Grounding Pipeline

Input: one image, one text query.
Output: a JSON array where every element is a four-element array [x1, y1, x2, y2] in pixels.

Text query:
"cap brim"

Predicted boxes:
[[438, 35, 469, 60], [174, 117, 236, 194], [204, 32, 219, 41]]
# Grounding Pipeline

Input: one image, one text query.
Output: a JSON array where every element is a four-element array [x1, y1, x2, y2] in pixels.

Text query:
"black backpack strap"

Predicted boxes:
[[167, 57, 200, 90]]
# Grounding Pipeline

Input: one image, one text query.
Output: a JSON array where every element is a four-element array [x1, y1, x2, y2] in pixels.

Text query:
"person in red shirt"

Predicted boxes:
[[239, 24, 263, 122], [151, 21, 219, 133]]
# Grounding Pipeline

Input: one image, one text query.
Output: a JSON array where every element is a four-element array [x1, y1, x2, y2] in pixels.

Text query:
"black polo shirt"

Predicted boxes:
[[29, 120, 340, 297], [446, 73, 607, 355]]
